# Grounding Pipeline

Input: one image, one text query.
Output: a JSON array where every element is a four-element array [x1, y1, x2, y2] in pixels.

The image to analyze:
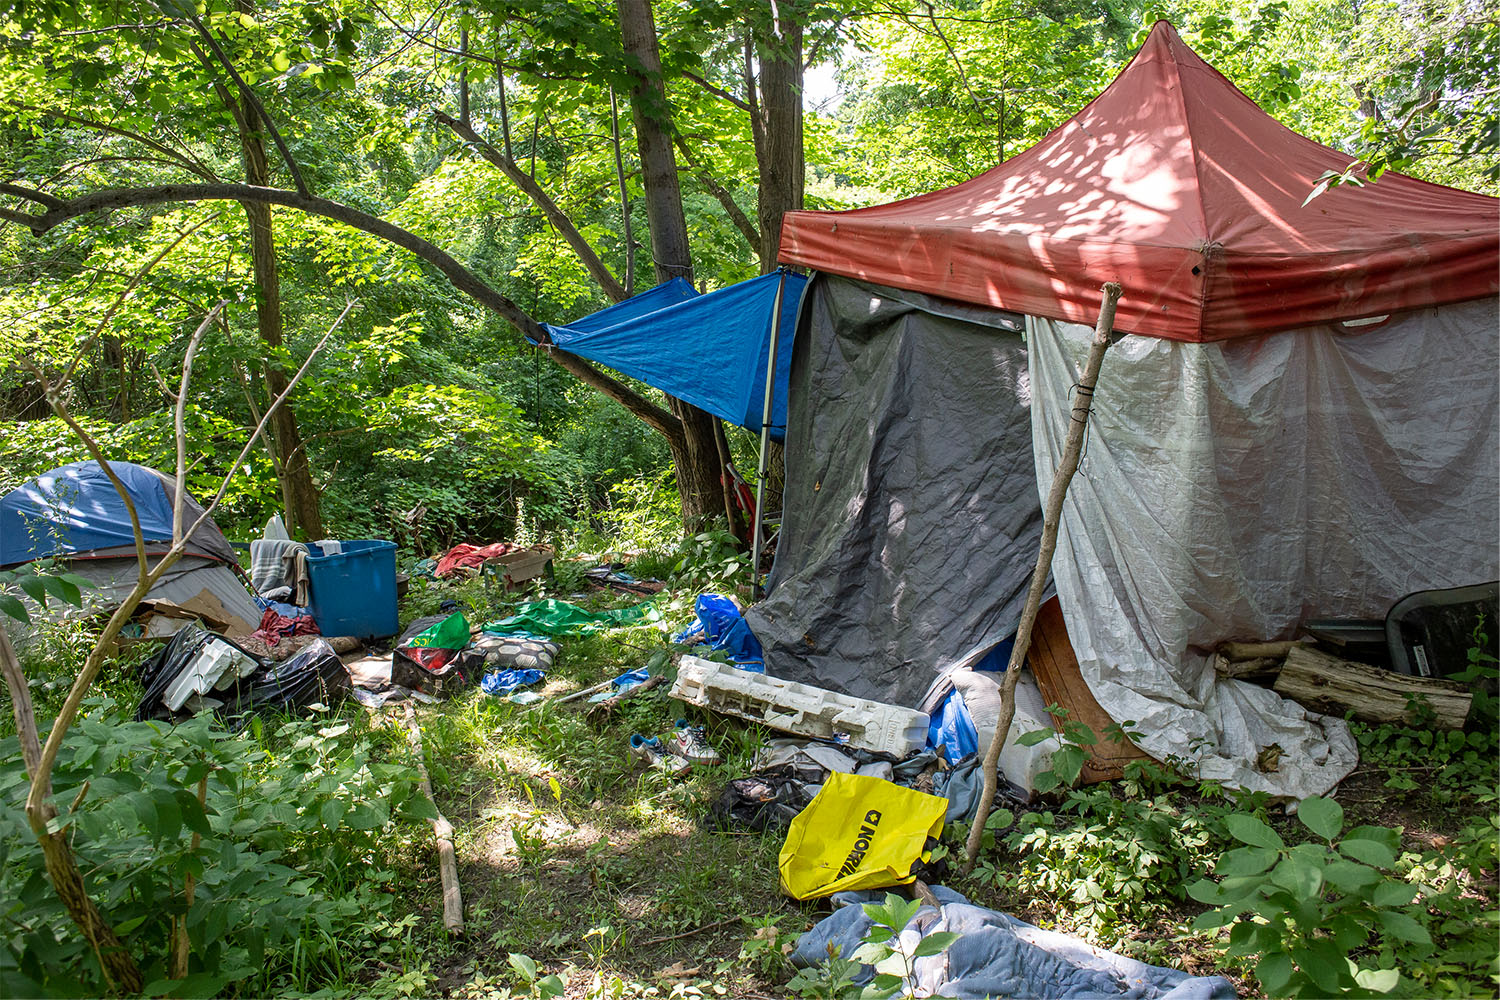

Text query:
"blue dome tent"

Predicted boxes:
[[1, 460, 260, 634]]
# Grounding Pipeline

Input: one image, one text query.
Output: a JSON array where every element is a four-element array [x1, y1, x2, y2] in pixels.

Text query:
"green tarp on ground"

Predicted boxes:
[[483, 599, 660, 637]]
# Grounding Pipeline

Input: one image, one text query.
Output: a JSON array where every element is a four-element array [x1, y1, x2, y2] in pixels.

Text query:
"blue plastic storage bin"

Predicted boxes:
[[305, 540, 399, 639]]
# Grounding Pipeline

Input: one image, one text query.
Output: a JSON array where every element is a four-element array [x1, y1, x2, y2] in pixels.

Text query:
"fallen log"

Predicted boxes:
[[1218, 640, 1304, 661], [1211, 653, 1282, 683], [403, 702, 464, 935], [1273, 646, 1472, 729]]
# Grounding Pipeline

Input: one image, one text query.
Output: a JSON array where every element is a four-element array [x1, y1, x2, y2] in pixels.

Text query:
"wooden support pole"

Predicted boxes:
[[404, 702, 464, 935], [963, 282, 1122, 872]]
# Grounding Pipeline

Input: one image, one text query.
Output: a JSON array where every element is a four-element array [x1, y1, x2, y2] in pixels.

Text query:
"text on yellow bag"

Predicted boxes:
[[778, 771, 947, 900]]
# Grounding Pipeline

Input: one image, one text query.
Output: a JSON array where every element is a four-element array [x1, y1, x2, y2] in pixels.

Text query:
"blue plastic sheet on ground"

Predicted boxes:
[[791, 886, 1237, 999], [927, 687, 980, 764], [673, 594, 765, 671], [481, 668, 545, 696]]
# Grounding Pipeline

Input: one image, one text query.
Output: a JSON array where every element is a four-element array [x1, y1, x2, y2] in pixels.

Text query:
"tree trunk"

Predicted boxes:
[[747, 16, 804, 511], [751, 14, 804, 274], [234, 31, 324, 539], [618, 0, 729, 530]]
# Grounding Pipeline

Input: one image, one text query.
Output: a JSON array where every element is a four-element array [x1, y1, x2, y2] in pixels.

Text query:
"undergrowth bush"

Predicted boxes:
[[0, 700, 434, 997]]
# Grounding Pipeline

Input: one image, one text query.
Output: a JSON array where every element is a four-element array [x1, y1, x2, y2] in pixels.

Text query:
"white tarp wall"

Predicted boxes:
[[1028, 297, 1500, 798]]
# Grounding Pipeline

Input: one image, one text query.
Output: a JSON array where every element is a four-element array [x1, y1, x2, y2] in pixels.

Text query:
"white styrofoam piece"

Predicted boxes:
[[670, 656, 929, 756], [164, 638, 257, 710], [949, 668, 1061, 795]]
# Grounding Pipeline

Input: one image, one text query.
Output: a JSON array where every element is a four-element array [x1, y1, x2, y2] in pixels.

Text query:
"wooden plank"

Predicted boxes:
[[1027, 596, 1152, 783], [403, 703, 464, 935], [1274, 645, 1472, 729]]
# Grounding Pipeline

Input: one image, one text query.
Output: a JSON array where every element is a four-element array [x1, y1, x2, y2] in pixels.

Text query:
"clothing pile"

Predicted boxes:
[[792, 886, 1237, 999], [435, 542, 519, 579]]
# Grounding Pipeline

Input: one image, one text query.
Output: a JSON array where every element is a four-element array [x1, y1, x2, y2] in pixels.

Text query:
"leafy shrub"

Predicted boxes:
[[0, 702, 434, 996], [1190, 796, 1458, 997]]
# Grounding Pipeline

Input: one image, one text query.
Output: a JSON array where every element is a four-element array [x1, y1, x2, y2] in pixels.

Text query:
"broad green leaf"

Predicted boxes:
[[1291, 944, 1345, 993], [1296, 795, 1343, 840], [1353, 967, 1401, 993], [1339, 837, 1397, 869], [1372, 881, 1418, 907], [1324, 860, 1382, 892], [912, 931, 961, 958], [1270, 857, 1323, 897], [1226, 813, 1284, 850], [1376, 911, 1432, 945], [508, 952, 537, 980], [16, 576, 46, 607], [1256, 952, 1293, 993], [0, 594, 29, 623], [1216, 846, 1278, 877]]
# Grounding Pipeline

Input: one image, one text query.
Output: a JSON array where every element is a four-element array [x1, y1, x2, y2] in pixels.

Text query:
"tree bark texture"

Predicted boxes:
[[239, 107, 324, 538], [618, 0, 731, 529], [751, 14, 805, 274]]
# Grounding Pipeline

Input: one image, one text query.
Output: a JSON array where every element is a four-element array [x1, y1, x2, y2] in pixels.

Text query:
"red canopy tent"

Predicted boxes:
[[778, 21, 1499, 342]]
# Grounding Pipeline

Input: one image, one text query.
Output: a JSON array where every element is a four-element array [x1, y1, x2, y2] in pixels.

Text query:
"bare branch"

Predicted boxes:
[[187, 14, 309, 196], [674, 138, 760, 250], [434, 110, 629, 302], [683, 70, 751, 111], [173, 303, 228, 542], [0, 183, 64, 209], [6, 102, 217, 180]]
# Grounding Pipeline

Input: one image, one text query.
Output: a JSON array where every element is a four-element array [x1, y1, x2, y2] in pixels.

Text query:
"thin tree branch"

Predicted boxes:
[[187, 15, 309, 196], [6, 103, 216, 180], [173, 303, 227, 542], [434, 110, 628, 302], [683, 70, 751, 111], [674, 138, 760, 249]]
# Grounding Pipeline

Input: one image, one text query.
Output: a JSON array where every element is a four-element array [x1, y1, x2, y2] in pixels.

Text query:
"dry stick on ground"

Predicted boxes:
[[403, 702, 464, 935], [585, 673, 663, 717], [962, 282, 1123, 873]]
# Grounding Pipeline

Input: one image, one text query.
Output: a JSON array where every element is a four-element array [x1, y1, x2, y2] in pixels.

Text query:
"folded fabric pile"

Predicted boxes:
[[792, 886, 1237, 999], [435, 541, 518, 578]]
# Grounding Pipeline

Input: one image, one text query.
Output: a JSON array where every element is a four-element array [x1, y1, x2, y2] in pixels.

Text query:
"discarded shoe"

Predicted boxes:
[[630, 733, 691, 776], [669, 718, 721, 766]]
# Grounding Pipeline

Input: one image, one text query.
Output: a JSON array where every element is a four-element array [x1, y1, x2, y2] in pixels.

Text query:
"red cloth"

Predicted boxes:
[[435, 542, 518, 579], [250, 607, 320, 647], [777, 21, 1498, 342]]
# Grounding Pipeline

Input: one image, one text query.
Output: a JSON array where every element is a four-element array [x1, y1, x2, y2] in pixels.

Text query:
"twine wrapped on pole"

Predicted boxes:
[[963, 282, 1123, 871]]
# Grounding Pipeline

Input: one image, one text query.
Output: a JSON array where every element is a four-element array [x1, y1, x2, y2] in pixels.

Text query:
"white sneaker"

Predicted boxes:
[[630, 733, 691, 776], [668, 719, 721, 766]]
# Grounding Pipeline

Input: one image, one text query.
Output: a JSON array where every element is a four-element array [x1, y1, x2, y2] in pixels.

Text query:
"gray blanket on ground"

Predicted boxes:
[[791, 886, 1236, 999]]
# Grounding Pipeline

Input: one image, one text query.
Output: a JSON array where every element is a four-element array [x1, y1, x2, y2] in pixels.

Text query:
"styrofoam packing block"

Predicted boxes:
[[671, 655, 929, 757], [164, 638, 258, 711]]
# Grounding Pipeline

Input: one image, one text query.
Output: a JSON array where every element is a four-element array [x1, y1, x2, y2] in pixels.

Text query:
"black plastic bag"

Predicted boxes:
[[240, 639, 350, 713]]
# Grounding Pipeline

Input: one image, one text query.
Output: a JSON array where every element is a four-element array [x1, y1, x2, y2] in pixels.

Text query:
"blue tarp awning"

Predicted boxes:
[[536, 272, 806, 441]]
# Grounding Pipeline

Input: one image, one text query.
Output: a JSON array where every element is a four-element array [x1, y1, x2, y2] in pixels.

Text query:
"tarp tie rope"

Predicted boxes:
[[1069, 381, 1094, 474]]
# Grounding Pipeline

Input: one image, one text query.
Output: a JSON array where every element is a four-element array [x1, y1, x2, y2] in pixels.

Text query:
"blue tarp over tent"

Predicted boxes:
[[536, 272, 806, 441], [0, 461, 236, 566]]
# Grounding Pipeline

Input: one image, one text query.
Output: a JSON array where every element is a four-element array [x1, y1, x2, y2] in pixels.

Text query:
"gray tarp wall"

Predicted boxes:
[[1029, 297, 1500, 798], [746, 276, 1044, 707]]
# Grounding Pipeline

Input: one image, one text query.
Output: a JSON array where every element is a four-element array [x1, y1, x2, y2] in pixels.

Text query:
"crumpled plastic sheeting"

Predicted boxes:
[[1027, 298, 1500, 799], [791, 886, 1236, 999], [747, 277, 1043, 706]]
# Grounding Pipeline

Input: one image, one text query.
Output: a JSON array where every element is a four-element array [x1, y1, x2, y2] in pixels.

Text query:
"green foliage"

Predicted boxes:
[[1190, 797, 1427, 996], [787, 893, 962, 999], [0, 701, 431, 996], [0, 562, 91, 623], [1351, 722, 1497, 810]]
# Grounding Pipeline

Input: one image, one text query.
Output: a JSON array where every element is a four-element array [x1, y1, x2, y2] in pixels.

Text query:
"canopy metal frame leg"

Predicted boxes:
[[751, 269, 789, 602]]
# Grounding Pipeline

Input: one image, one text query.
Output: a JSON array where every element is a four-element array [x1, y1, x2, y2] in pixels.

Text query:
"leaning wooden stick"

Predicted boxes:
[[404, 702, 464, 934], [963, 282, 1123, 872]]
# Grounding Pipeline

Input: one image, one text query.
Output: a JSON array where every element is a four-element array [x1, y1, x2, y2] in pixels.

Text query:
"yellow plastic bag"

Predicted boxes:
[[778, 771, 947, 900]]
